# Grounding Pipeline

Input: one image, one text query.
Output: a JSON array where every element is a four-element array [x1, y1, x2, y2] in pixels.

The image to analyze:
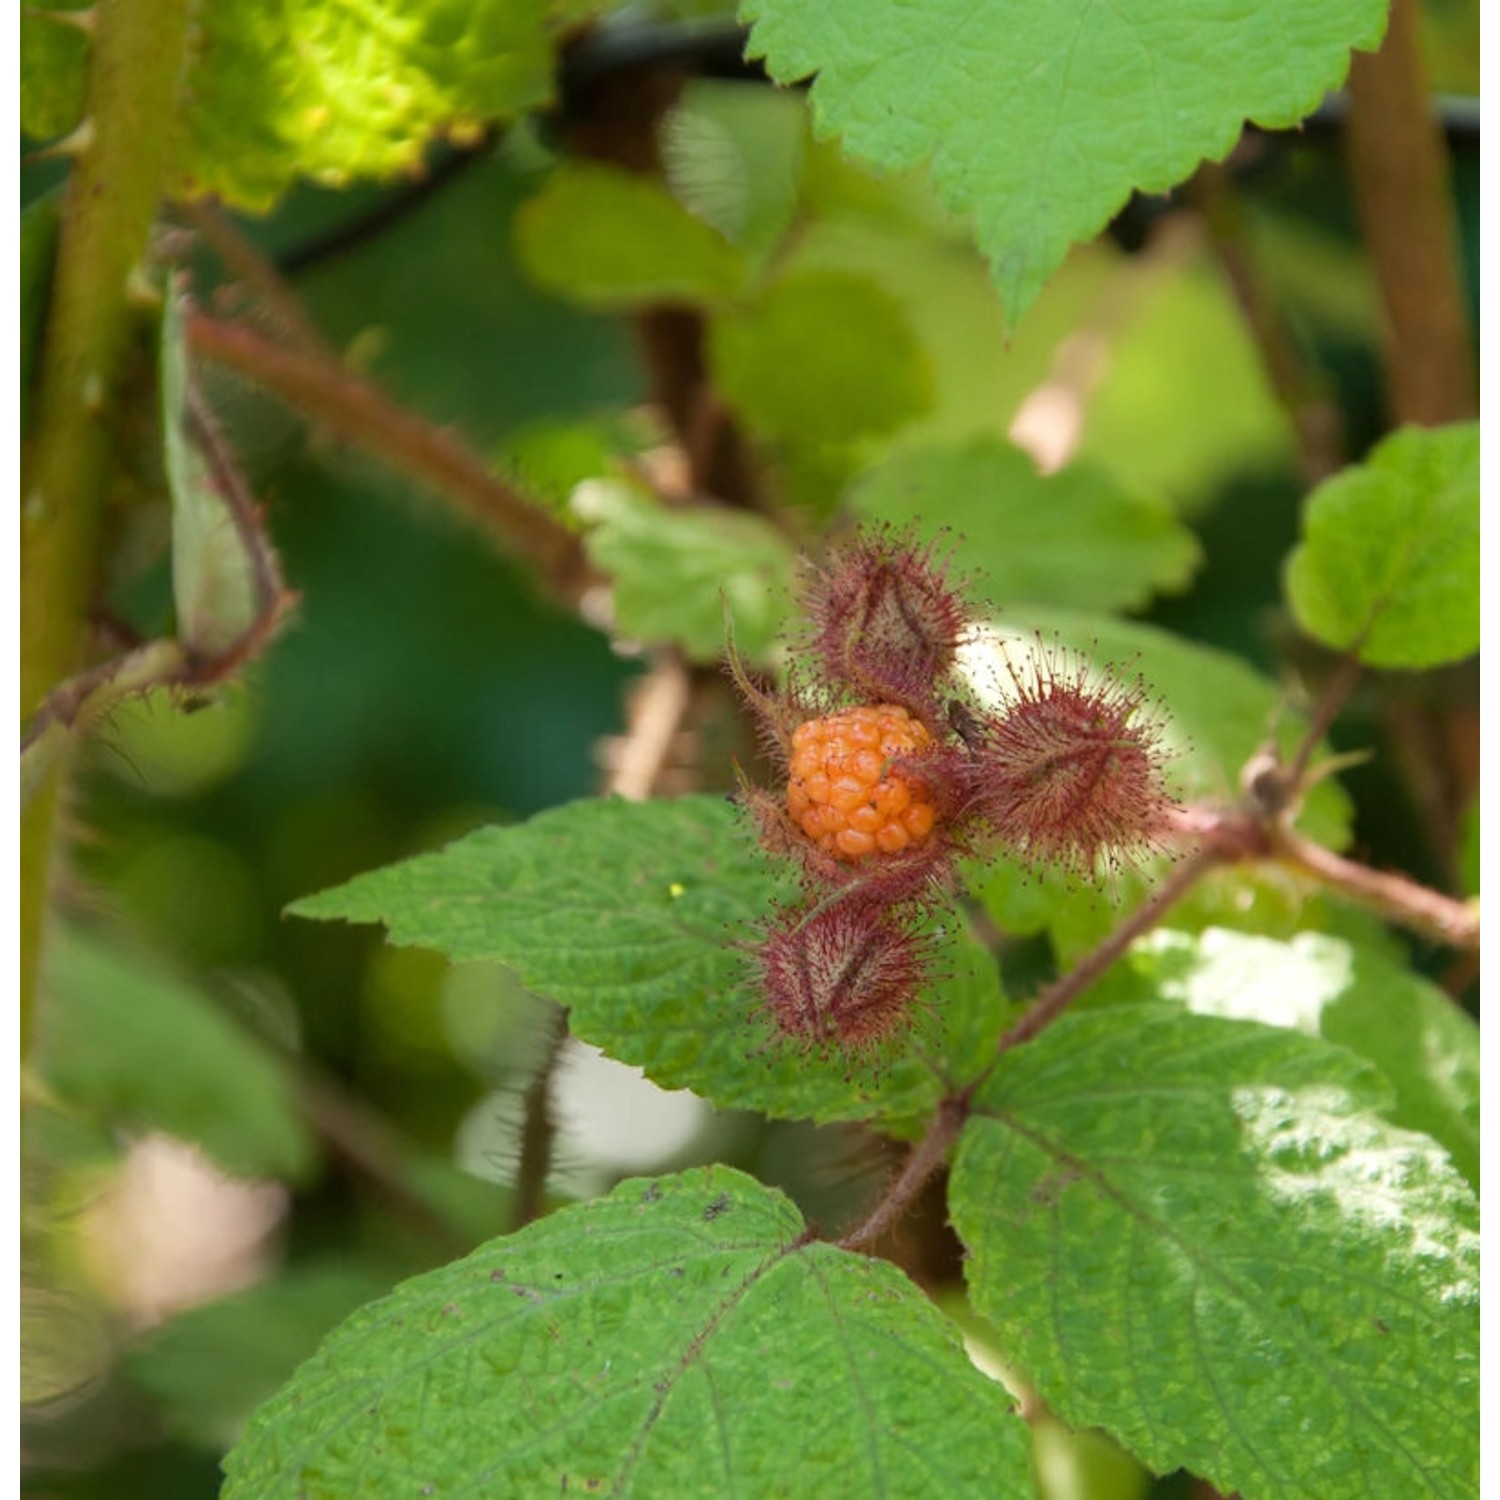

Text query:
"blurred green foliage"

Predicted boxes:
[[20, 9, 1478, 1494]]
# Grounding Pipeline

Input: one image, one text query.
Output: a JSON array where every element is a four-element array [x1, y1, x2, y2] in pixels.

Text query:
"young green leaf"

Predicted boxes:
[[709, 268, 932, 445], [222, 1167, 1030, 1498], [290, 795, 1010, 1132], [951, 1007, 1478, 1500], [24, 0, 553, 209], [849, 437, 1200, 612], [515, 161, 748, 309], [39, 928, 314, 1182], [662, 80, 807, 265], [1127, 926, 1480, 1188], [1284, 422, 1480, 668], [743, 0, 1386, 325], [572, 479, 796, 664]]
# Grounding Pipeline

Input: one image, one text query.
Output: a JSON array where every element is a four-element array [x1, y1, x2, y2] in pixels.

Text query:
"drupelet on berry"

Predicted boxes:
[[786, 704, 939, 861]]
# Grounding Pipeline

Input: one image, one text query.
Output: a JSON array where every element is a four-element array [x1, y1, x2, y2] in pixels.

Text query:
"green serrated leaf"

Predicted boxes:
[[290, 795, 1010, 1130], [24, 0, 554, 210], [744, 0, 1387, 325], [962, 609, 1353, 847], [709, 268, 932, 445], [162, 292, 266, 659], [515, 160, 747, 309], [223, 1167, 1030, 1498], [1285, 422, 1480, 668], [1127, 927, 1480, 1188], [662, 79, 807, 264], [38, 928, 314, 1182], [573, 479, 796, 663], [850, 436, 1200, 612], [951, 1006, 1478, 1499], [129, 1264, 394, 1450], [196, 0, 554, 207]]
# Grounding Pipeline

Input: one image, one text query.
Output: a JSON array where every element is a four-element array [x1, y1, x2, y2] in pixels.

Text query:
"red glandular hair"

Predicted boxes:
[[959, 640, 1175, 878], [755, 893, 936, 1053], [799, 527, 972, 725]]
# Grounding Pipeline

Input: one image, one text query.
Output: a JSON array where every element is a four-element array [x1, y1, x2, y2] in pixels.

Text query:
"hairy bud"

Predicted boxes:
[[965, 644, 1174, 875], [756, 895, 932, 1051], [802, 528, 972, 718]]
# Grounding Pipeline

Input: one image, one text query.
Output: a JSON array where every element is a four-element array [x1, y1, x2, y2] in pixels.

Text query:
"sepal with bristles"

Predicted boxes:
[[800, 526, 974, 723], [962, 640, 1175, 877], [756, 891, 935, 1052]]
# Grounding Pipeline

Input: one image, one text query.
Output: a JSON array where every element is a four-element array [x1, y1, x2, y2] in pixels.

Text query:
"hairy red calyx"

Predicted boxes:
[[731, 528, 1178, 1055], [962, 643, 1174, 877], [802, 528, 972, 720], [757, 895, 934, 1052]]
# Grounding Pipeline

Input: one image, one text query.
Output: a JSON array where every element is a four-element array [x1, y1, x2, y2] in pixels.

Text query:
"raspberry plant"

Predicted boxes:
[[20, 1, 1478, 1497]]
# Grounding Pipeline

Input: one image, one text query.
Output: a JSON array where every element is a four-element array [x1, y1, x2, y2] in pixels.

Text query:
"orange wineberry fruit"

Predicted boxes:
[[787, 704, 938, 861]]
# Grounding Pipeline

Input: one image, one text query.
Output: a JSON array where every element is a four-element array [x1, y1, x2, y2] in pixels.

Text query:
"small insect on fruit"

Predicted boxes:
[[786, 704, 939, 861]]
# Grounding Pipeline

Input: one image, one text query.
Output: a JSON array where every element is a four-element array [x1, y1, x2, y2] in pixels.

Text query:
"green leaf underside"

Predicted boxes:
[[962, 608, 1353, 848], [39, 928, 313, 1181], [742, 0, 1387, 325], [951, 1007, 1478, 1499], [162, 292, 264, 659], [222, 1168, 1029, 1499], [1284, 422, 1480, 668], [516, 162, 747, 309], [1127, 927, 1480, 1189], [708, 269, 933, 445], [574, 481, 797, 664], [662, 80, 808, 264], [24, 0, 554, 210], [290, 796, 1011, 1131], [850, 436, 1200, 612]]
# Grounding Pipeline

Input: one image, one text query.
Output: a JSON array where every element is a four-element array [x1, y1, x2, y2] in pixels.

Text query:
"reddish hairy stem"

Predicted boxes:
[[184, 313, 590, 599], [1345, 0, 1476, 425], [838, 1096, 967, 1252], [511, 1008, 572, 1233], [1284, 653, 1364, 790], [180, 201, 334, 358], [1271, 826, 1478, 952], [994, 846, 1225, 1057]]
